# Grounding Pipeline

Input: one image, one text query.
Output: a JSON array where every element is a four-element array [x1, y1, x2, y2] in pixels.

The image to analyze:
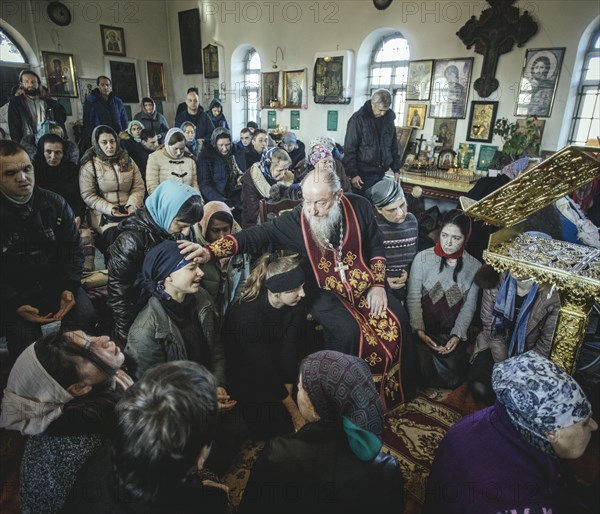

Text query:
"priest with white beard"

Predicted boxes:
[[205, 169, 415, 409]]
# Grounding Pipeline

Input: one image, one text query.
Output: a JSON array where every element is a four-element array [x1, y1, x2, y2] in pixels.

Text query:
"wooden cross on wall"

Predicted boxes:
[[457, 0, 538, 98]]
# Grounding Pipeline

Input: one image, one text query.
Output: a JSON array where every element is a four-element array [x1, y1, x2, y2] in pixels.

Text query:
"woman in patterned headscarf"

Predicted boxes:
[[240, 147, 293, 228], [239, 350, 404, 514], [424, 351, 597, 514]]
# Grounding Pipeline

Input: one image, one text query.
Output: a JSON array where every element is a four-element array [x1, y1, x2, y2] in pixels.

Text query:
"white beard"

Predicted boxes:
[[304, 202, 342, 250]]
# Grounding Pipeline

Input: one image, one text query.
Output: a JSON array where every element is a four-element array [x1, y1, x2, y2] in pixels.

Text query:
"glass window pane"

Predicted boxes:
[[249, 51, 261, 69], [580, 91, 598, 118], [0, 30, 26, 64], [575, 118, 592, 143], [585, 57, 600, 81], [246, 73, 260, 86], [394, 66, 408, 85], [372, 66, 392, 85], [595, 35, 600, 49], [375, 37, 410, 62]]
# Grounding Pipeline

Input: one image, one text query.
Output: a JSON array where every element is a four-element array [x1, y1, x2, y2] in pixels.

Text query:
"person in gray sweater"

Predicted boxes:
[[407, 209, 481, 388]]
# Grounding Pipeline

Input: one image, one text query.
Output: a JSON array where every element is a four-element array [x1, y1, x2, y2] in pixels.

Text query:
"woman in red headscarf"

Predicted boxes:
[[406, 209, 481, 388]]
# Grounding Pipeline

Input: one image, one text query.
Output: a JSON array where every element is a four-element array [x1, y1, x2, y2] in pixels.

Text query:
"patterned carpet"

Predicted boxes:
[[383, 389, 461, 505]]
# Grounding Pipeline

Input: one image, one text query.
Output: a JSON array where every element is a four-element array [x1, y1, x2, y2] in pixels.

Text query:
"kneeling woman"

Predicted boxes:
[[407, 209, 481, 388], [240, 350, 404, 514], [222, 253, 306, 438]]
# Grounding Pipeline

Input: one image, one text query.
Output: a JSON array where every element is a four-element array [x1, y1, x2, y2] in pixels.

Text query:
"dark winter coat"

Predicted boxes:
[[0, 187, 82, 315], [197, 142, 246, 206], [8, 93, 66, 143], [82, 89, 128, 142], [134, 109, 169, 140], [196, 99, 230, 141], [240, 420, 404, 514], [342, 100, 400, 178]]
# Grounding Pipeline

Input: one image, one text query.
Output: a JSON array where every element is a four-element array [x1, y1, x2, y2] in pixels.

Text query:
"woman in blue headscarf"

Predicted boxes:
[[241, 147, 294, 228], [107, 180, 204, 346], [239, 350, 404, 514]]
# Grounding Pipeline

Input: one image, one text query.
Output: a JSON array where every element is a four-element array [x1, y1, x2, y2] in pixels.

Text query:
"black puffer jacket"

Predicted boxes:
[[107, 208, 195, 345], [342, 100, 400, 178], [0, 187, 82, 314]]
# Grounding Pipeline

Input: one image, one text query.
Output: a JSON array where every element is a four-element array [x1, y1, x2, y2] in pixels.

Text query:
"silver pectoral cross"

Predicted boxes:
[[334, 261, 349, 283]]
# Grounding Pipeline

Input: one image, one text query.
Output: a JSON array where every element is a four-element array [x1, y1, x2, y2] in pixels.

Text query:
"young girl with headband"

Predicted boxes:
[[223, 252, 307, 438]]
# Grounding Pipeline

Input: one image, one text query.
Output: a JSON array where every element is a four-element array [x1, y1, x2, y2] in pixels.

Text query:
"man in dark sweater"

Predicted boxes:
[[244, 128, 269, 170]]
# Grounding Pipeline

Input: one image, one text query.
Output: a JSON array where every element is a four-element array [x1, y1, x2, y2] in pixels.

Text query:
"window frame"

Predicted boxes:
[[243, 48, 261, 127], [567, 29, 600, 144]]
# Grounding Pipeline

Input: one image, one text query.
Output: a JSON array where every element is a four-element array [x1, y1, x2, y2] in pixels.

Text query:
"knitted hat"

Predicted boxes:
[[366, 177, 405, 208], [301, 350, 384, 461]]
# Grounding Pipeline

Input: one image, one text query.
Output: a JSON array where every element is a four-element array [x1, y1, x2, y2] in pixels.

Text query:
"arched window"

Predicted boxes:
[[243, 49, 261, 126], [0, 29, 27, 64], [568, 29, 600, 144], [368, 33, 410, 124], [0, 28, 28, 108]]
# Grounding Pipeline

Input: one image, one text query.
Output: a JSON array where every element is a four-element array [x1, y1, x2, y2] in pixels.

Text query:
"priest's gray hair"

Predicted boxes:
[[371, 89, 392, 108], [301, 169, 342, 196]]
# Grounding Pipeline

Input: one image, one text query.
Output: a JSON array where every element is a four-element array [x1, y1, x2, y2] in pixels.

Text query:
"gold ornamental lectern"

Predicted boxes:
[[461, 145, 600, 374]]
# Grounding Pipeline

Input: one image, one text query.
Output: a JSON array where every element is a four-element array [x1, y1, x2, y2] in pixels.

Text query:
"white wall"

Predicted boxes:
[[165, 0, 598, 151], [4, 0, 598, 151]]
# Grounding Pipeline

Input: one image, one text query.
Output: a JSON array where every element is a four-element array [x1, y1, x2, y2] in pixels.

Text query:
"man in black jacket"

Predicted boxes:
[[8, 71, 66, 144], [0, 140, 95, 360], [342, 89, 400, 195]]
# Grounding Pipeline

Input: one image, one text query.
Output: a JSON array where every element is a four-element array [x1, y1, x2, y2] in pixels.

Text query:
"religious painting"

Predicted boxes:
[[108, 58, 140, 103], [41, 51, 78, 98], [396, 126, 414, 165], [203, 45, 219, 79], [178, 9, 203, 74], [429, 57, 473, 119], [437, 148, 456, 170], [433, 118, 456, 150], [314, 56, 347, 104], [261, 72, 280, 108], [516, 118, 546, 156], [457, 142, 476, 169], [515, 48, 565, 117], [100, 25, 126, 57], [147, 62, 166, 101], [467, 101, 499, 143], [477, 145, 498, 172], [406, 60, 433, 101], [406, 104, 426, 129], [283, 69, 305, 108], [78, 77, 96, 104]]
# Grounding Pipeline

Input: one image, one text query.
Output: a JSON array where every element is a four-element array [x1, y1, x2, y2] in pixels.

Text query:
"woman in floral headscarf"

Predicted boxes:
[[424, 351, 597, 514], [240, 350, 404, 514], [146, 127, 199, 194], [241, 147, 293, 228]]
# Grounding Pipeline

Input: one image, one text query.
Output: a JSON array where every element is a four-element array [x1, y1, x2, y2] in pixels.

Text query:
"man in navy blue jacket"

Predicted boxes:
[[82, 76, 128, 152]]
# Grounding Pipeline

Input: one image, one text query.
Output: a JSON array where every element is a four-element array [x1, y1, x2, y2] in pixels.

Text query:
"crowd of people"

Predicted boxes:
[[0, 77, 598, 514]]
